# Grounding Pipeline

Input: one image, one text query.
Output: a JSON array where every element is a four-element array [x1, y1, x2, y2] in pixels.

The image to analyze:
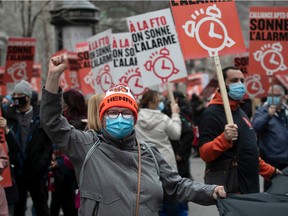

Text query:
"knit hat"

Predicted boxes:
[[12, 80, 32, 98], [99, 83, 138, 122]]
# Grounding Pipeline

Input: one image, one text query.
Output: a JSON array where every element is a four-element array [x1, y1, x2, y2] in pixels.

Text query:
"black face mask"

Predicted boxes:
[[12, 96, 28, 108]]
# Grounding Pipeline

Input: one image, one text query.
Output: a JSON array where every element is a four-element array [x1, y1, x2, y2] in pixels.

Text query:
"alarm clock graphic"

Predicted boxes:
[[253, 42, 287, 76], [7, 62, 28, 82], [96, 64, 114, 92], [119, 68, 147, 98], [182, 4, 235, 57], [144, 48, 179, 83], [245, 74, 265, 98]]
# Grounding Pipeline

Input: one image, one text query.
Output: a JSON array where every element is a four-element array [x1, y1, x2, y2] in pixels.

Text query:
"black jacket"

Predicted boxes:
[[4, 104, 53, 180]]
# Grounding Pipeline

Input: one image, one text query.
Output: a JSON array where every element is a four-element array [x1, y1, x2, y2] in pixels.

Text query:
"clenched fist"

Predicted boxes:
[[213, 186, 226, 199], [49, 55, 67, 77], [45, 55, 68, 94]]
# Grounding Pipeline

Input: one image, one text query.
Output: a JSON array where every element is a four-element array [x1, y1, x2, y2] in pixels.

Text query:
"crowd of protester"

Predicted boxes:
[[0, 61, 286, 216]]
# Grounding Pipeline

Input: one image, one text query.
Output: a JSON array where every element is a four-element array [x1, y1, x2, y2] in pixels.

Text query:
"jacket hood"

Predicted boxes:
[[209, 91, 240, 111], [137, 108, 163, 130]]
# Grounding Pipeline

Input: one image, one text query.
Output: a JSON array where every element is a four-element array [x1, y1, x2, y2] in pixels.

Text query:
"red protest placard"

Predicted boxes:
[[186, 73, 209, 98], [276, 75, 288, 91], [249, 7, 288, 76], [66, 52, 80, 90], [75, 42, 95, 95], [31, 63, 42, 93], [0, 67, 7, 96], [234, 50, 249, 75], [200, 76, 218, 99], [170, 0, 245, 59], [4, 38, 36, 83], [233, 51, 269, 99], [244, 74, 269, 99], [0, 108, 12, 188]]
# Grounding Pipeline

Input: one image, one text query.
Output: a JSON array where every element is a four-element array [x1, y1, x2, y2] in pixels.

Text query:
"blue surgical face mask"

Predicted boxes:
[[157, 101, 164, 111], [227, 82, 246, 101], [105, 115, 134, 139], [267, 96, 281, 106]]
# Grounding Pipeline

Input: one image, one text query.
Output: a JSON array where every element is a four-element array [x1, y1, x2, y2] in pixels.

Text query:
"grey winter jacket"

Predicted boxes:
[[40, 88, 217, 216]]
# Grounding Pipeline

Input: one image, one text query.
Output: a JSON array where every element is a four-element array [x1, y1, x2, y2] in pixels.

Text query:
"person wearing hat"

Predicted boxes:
[[40, 55, 226, 216], [2, 80, 52, 216]]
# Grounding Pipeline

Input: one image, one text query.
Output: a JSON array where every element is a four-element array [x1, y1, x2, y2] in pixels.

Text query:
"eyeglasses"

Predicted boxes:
[[106, 110, 134, 119]]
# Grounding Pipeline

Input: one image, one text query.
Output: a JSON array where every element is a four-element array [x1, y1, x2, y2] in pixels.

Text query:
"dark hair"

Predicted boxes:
[[173, 91, 193, 117], [31, 91, 38, 106], [222, 66, 241, 81], [173, 91, 186, 107], [63, 89, 87, 120], [140, 90, 159, 108]]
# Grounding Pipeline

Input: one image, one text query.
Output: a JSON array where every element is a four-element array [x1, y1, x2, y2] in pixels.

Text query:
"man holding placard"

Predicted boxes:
[[198, 66, 281, 194]]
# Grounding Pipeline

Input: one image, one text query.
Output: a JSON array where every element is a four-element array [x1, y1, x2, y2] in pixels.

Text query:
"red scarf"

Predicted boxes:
[[209, 91, 240, 111]]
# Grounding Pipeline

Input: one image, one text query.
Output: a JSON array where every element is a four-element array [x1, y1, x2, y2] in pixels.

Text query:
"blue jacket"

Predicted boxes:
[[252, 104, 288, 166]]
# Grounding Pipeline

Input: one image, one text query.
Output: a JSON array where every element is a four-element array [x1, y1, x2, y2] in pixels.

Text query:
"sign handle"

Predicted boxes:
[[214, 56, 234, 125], [166, 82, 176, 105], [268, 75, 275, 104]]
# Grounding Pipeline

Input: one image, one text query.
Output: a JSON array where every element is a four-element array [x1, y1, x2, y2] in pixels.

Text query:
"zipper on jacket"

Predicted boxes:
[[92, 201, 99, 216]]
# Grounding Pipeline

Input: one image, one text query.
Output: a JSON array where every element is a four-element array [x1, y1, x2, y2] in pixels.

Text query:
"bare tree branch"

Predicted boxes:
[[21, 1, 26, 37], [27, 0, 32, 37], [30, 0, 51, 37]]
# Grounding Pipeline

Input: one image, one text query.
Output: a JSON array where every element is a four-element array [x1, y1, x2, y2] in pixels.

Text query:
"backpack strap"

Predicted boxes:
[[79, 134, 100, 186], [140, 141, 160, 176]]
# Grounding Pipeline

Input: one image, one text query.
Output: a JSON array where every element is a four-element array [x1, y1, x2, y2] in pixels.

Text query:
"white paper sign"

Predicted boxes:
[[87, 29, 114, 94], [127, 8, 187, 87], [112, 33, 147, 98]]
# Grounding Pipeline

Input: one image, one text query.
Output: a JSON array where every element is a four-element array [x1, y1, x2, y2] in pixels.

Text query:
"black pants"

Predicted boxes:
[[50, 174, 78, 216], [14, 177, 49, 216]]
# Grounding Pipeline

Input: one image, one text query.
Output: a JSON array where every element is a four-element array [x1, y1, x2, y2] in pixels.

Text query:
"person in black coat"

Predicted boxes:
[[3, 80, 52, 216], [162, 91, 194, 216]]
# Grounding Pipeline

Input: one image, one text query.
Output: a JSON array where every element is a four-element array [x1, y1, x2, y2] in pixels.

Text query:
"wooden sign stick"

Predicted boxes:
[[166, 82, 176, 105], [214, 56, 234, 125]]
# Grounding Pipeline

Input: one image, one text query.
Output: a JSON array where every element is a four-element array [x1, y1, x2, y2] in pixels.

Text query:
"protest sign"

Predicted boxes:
[[200, 76, 218, 99], [234, 50, 249, 75], [4, 38, 36, 92], [245, 74, 269, 99], [0, 67, 7, 96], [87, 29, 114, 93], [186, 73, 209, 98], [249, 7, 288, 76], [234, 51, 269, 99], [275, 75, 288, 91], [76, 42, 95, 95], [170, 0, 245, 59], [31, 63, 41, 93], [112, 33, 146, 98], [127, 8, 187, 88], [0, 108, 12, 188], [66, 51, 80, 90], [171, 0, 245, 126]]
